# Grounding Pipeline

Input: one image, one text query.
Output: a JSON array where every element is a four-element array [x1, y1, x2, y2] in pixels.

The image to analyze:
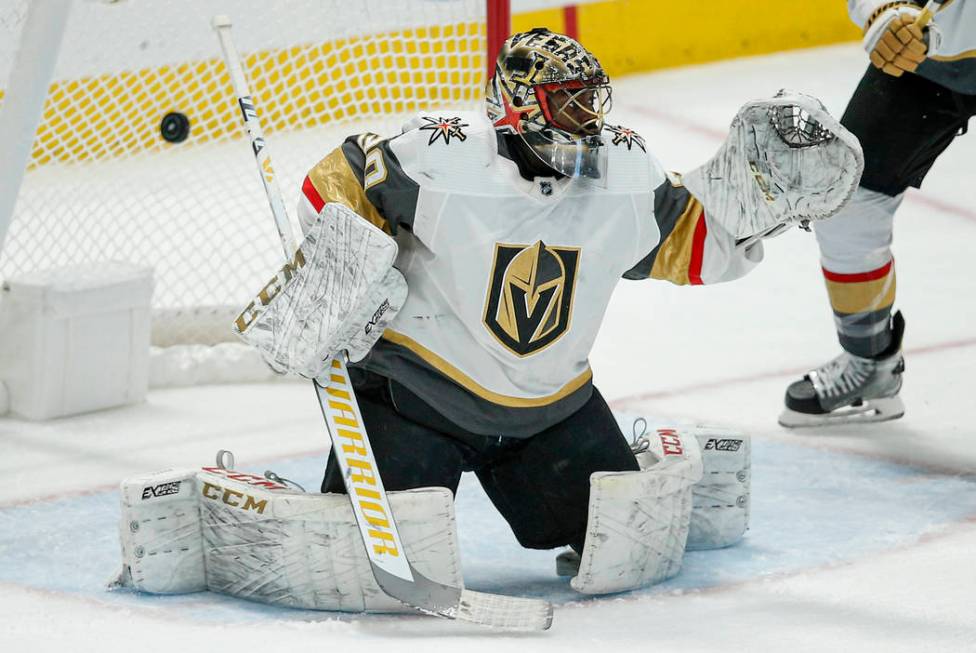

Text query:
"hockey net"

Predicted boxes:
[[0, 0, 497, 351]]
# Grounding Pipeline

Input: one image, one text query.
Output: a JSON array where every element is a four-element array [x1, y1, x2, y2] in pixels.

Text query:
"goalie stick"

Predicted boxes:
[[211, 15, 553, 631], [915, 0, 947, 29]]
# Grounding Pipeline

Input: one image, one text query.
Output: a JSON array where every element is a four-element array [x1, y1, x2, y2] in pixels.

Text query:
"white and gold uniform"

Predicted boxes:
[[299, 112, 761, 436]]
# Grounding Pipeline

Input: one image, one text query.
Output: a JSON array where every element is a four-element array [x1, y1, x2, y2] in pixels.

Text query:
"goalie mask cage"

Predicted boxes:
[[0, 0, 509, 348]]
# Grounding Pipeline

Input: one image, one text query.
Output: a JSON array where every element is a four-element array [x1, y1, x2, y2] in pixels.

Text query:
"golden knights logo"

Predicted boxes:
[[606, 124, 646, 152], [483, 241, 580, 357], [418, 116, 468, 146]]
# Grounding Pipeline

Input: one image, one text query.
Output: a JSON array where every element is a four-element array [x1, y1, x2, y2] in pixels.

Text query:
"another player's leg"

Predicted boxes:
[[781, 187, 906, 427], [780, 66, 972, 428]]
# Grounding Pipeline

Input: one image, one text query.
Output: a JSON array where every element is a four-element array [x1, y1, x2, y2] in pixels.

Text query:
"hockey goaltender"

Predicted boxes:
[[112, 29, 863, 628]]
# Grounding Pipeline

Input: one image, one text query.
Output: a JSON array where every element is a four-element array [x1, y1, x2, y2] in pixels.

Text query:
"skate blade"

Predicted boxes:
[[778, 396, 905, 429]]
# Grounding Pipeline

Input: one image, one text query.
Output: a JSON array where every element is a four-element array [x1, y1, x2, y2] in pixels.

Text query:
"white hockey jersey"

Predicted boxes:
[[298, 112, 761, 436], [849, 0, 976, 93]]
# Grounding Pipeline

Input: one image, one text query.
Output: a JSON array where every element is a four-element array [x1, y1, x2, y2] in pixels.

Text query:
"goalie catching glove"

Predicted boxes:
[[234, 203, 407, 377], [682, 90, 864, 243]]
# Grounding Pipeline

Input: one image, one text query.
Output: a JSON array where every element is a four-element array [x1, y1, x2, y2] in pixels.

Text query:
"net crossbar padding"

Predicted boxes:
[[0, 0, 496, 346]]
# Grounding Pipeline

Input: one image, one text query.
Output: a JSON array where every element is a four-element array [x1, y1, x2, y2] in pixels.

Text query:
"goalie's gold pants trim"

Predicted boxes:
[[381, 329, 592, 408]]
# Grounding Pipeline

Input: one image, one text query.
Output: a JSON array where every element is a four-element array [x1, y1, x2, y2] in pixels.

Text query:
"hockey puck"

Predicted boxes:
[[160, 111, 190, 143]]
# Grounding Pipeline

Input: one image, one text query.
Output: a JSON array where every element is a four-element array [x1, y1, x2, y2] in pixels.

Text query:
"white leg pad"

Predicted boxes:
[[114, 466, 463, 613], [571, 428, 703, 595], [615, 414, 752, 551], [688, 428, 751, 551], [113, 468, 207, 594], [570, 420, 752, 594], [197, 468, 461, 612]]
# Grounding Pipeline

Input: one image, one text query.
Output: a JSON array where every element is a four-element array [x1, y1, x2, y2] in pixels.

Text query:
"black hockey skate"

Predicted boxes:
[[779, 311, 905, 428]]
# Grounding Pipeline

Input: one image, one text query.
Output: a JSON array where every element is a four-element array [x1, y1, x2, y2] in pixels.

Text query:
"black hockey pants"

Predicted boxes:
[[321, 370, 639, 551]]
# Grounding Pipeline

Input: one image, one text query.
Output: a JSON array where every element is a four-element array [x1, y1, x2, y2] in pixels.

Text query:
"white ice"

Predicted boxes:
[[2, 44, 975, 652]]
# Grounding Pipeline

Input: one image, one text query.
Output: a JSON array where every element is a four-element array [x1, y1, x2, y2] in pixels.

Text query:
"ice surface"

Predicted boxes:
[[2, 44, 975, 652]]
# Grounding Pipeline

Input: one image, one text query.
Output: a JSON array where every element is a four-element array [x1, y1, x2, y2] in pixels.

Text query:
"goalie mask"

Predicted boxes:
[[486, 28, 612, 180]]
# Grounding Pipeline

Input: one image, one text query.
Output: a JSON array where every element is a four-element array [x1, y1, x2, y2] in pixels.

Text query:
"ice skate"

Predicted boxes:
[[779, 312, 905, 428]]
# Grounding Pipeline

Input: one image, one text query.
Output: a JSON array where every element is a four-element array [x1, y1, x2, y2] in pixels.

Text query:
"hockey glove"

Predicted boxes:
[[682, 91, 863, 241], [863, 3, 941, 78]]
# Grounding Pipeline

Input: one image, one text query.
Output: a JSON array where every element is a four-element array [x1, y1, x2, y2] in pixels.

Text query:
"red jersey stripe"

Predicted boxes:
[[688, 213, 708, 285], [302, 175, 325, 213], [822, 259, 893, 283]]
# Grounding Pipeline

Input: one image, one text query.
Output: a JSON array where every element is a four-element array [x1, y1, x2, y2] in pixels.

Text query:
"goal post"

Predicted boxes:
[[0, 0, 72, 256], [0, 0, 510, 350]]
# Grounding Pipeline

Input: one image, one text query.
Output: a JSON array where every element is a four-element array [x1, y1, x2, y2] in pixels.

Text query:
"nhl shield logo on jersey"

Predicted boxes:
[[483, 241, 580, 357]]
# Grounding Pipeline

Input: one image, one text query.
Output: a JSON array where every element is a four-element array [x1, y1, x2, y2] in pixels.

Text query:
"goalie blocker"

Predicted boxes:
[[234, 202, 408, 379], [112, 421, 748, 607]]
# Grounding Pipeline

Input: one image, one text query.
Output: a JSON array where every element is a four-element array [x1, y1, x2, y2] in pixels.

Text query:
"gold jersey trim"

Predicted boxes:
[[381, 329, 593, 407], [307, 148, 391, 234], [930, 48, 976, 62], [649, 196, 704, 285]]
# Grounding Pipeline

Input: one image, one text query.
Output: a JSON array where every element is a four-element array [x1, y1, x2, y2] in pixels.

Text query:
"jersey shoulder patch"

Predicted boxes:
[[604, 124, 647, 153], [399, 111, 492, 146], [601, 124, 658, 193], [406, 115, 474, 147], [391, 111, 497, 192]]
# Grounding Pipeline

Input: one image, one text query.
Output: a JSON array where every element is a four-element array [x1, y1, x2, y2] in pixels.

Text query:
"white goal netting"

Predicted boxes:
[[0, 0, 489, 347]]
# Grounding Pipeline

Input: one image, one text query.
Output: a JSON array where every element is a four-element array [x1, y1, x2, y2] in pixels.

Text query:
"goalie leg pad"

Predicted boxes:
[[687, 428, 751, 551], [616, 415, 751, 551], [570, 428, 703, 595], [113, 468, 207, 594], [568, 422, 751, 594], [116, 467, 463, 613], [197, 469, 461, 613]]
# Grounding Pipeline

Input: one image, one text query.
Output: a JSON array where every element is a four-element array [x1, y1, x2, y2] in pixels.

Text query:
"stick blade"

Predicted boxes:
[[373, 564, 553, 631], [457, 589, 554, 631]]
